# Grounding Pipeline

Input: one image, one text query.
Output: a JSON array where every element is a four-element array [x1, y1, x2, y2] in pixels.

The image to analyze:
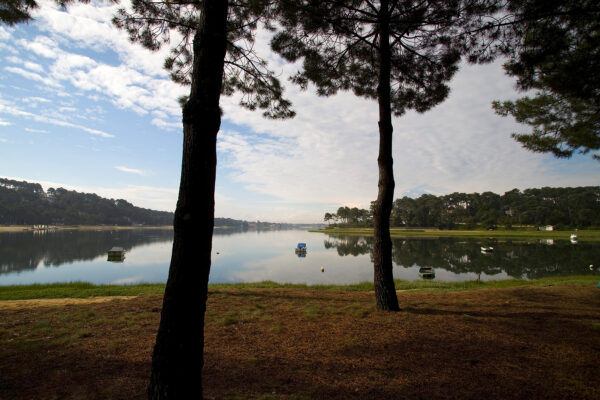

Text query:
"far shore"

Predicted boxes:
[[312, 227, 600, 241], [0, 225, 173, 233]]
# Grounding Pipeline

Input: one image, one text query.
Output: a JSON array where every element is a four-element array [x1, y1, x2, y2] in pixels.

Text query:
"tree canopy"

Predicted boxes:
[[0, 0, 38, 25], [492, 0, 600, 160], [323, 186, 600, 229], [114, 0, 293, 119], [0, 178, 173, 226]]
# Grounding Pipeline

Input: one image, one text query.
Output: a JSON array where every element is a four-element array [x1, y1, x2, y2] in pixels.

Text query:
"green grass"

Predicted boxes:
[[0, 282, 165, 300], [0, 276, 598, 301], [312, 228, 600, 241]]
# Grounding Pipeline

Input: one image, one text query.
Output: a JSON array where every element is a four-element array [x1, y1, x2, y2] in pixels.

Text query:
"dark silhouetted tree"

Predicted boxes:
[[0, 0, 38, 24], [272, 0, 501, 310], [492, 0, 600, 160], [114, 0, 293, 398]]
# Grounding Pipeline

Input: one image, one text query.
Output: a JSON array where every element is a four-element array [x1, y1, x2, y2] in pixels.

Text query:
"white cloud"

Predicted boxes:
[[23, 96, 52, 104], [0, 138, 7, 142], [0, 119, 11, 126], [2, 2, 597, 224], [34, 0, 171, 77], [0, 26, 10, 41], [115, 166, 145, 175], [58, 106, 77, 113], [17, 36, 59, 58], [6, 56, 22, 64], [4, 66, 61, 87], [151, 118, 181, 130], [24, 61, 44, 73], [25, 128, 49, 133], [0, 43, 18, 54], [9, 4, 187, 124], [0, 103, 114, 138]]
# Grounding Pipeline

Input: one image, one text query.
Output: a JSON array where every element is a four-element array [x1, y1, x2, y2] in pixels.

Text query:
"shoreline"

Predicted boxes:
[[1, 276, 597, 300], [312, 227, 600, 241], [0, 225, 173, 233]]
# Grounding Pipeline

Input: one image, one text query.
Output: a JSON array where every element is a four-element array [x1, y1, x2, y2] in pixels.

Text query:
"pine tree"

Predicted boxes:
[[0, 0, 38, 24], [492, 0, 600, 161], [114, 1, 293, 398], [272, 0, 500, 310]]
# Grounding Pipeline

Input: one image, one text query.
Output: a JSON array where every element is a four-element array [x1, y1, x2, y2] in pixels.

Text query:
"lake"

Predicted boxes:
[[0, 228, 598, 286]]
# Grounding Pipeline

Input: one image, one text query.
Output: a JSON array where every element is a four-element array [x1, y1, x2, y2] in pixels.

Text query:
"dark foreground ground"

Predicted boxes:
[[1, 285, 599, 400]]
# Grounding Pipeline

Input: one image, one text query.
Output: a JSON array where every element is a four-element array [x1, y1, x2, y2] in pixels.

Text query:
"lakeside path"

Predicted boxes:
[[1, 284, 599, 399], [313, 227, 600, 241]]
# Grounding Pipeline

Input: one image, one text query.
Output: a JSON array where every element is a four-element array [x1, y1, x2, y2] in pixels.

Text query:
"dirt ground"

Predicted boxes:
[[1, 285, 599, 400]]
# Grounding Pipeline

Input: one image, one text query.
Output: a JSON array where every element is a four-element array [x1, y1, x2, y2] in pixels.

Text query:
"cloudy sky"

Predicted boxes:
[[0, 1, 598, 223]]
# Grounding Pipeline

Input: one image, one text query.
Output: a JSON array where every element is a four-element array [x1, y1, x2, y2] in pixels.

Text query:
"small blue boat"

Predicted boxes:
[[295, 243, 307, 256]]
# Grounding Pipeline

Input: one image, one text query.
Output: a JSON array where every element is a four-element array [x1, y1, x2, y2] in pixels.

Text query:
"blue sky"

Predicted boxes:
[[0, 1, 598, 223]]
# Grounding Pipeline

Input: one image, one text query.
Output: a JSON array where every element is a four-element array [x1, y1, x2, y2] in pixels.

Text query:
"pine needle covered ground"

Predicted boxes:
[[1, 283, 599, 399]]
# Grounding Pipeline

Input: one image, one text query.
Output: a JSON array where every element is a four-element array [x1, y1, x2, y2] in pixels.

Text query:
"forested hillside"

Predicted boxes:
[[325, 187, 600, 229], [0, 178, 173, 226]]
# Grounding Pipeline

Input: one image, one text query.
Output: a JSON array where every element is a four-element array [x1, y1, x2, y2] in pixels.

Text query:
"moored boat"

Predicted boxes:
[[294, 243, 307, 257], [107, 247, 125, 262], [418, 266, 435, 279]]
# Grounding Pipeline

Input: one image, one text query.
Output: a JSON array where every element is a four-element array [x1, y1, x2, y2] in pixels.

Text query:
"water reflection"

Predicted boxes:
[[1, 229, 598, 285], [324, 234, 600, 280], [0, 229, 173, 275]]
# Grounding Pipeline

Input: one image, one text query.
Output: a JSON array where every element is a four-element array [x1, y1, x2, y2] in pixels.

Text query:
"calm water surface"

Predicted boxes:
[[0, 229, 598, 285]]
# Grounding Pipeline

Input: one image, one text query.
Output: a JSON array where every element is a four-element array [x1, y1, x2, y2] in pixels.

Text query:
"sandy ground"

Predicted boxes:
[[0, 296, 136, 310], [1, 285, 599, 400]]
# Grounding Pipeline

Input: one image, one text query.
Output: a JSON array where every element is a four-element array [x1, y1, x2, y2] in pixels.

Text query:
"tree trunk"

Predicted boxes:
[[148, 1, 229, 398], [373, 0, 400, 311]]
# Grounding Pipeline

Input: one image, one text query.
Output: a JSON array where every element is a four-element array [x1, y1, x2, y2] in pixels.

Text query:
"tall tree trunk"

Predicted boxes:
[[148, 0, 229, 398], [373, 0, 400, 311]]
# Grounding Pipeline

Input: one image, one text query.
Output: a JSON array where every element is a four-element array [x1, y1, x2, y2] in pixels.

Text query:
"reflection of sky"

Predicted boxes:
[[0, 230, 597, 285], [0, 239, 173, 286], [1, 252, 170, 286]]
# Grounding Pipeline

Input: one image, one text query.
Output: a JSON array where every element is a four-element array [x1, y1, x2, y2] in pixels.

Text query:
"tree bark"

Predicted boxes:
[[148, 0, 229, 398], [373, 0, 400, 311]]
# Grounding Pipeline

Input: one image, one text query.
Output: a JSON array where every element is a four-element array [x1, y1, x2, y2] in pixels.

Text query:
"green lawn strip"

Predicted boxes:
[[1, 276, 598, 300], [311, 228, 600, 241], [0, 282, 165, 300]]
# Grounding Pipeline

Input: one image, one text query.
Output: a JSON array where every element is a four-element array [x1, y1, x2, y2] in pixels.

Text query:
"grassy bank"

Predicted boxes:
[[312, 227, 600, 241], [1, 276, 598, 300]]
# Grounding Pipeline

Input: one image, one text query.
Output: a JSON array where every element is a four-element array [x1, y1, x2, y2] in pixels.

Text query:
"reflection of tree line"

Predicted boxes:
[[0, 229, 174, 275], [324, 235, 600, 279]]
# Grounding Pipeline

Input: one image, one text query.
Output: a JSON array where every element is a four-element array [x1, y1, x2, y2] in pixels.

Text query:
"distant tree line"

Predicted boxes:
[[0, 178, 173, 226], [324, 186, 600, 229]]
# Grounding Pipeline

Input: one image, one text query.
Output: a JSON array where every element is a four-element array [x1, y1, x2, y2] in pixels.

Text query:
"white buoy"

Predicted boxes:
[[321, 266, 324, 272]]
